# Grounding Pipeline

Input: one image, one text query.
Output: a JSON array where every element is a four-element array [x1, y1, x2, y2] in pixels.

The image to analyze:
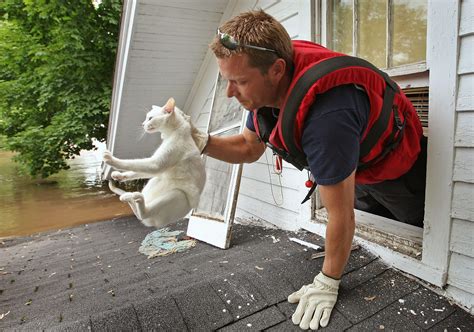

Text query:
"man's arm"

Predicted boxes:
[[318, 170, 356, 278], [203, 127, 266, 164]]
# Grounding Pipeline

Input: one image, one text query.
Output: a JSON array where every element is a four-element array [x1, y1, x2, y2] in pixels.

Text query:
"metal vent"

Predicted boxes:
[[402, 87, 429, 129]]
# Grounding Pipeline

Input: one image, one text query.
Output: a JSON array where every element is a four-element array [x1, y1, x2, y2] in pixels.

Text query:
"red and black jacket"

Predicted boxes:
[[253, 40, 423, 185]]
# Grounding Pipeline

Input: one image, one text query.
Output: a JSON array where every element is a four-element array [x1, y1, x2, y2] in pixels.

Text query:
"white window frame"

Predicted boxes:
[[306, 0, 458, 287], [320, 0, 428, 77]]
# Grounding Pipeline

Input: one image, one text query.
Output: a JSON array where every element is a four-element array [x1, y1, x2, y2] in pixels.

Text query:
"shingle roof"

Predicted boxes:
[[1, 216, 472, 331]]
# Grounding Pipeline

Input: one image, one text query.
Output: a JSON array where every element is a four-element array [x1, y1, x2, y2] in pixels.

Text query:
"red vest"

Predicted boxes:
[[253, 40, 423, 184]]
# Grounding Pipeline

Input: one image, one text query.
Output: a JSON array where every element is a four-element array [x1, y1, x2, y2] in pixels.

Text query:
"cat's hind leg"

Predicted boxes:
[[136, 189, 191, 228], [119, 192, 145, 220]]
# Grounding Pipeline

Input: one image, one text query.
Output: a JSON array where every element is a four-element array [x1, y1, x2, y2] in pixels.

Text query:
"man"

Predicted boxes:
[[192, 10, 427, 331]]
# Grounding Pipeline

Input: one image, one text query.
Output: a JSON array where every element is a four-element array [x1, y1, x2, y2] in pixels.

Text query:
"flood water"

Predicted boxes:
[[0, 143, 131, 238]]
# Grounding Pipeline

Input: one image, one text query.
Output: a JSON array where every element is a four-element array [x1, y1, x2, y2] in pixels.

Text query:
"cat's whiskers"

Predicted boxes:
[[135, 126, 147, 141]]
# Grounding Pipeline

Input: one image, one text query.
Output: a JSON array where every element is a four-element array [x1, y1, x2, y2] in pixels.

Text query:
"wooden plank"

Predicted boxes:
[[460, 0, 474, 36], [239, 177, 301, 212], [453, 148, 474, 183], [301, 220, 446, 287], [455, 112, 474, 147], [450, 218, 474, 258], [241, 163, 304, 191], [458, 34, 474, 75], [136, 11, 222, 26], [447, 252, 474, 294], [422, 0, 459, 273], [141, 0, 228, 13], [187, 215, 232, 249], [236, 194, 301, 231], [452, 182, 474, 221], [456, 73, 474, 111], [445, 285, 474, 314], [132, 41, 209, 54], [137, 3, 224, 20]]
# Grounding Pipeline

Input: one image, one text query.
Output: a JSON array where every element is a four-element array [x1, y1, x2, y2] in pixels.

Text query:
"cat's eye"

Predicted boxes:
[[148, 116, 152, 121]]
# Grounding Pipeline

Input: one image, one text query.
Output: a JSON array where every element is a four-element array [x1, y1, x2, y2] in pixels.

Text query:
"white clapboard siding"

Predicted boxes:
[[456, 74, 474, 111], [452, 182, 474, 221], [458, 34, 474, 75], [108, 0, 229, 161], [450, 219, 474, 258], [454, 112, 474, 147], [453, 148, 474, 183], [447, 1, 474, 310], [237, 194, 301, 230], [447, 252, 474, 294], [460, 0, 474, 37]]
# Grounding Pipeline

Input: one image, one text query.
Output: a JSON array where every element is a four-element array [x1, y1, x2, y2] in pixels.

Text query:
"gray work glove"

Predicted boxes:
[[288, 272, 340, 330], [190, 124, 209, 154]]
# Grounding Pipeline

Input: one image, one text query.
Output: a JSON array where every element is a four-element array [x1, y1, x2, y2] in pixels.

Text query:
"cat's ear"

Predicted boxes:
[[163, 97, 175, 114]]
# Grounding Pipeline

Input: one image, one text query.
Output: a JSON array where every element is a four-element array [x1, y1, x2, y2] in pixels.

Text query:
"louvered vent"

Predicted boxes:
[[402, 87, 429, 134]]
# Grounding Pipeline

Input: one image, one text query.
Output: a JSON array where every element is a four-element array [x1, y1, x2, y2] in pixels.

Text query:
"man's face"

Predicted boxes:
[[217, 54, 278, 110]]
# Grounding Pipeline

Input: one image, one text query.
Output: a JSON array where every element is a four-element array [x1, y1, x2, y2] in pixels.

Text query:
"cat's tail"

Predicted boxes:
[[108, 180, 126, 196]]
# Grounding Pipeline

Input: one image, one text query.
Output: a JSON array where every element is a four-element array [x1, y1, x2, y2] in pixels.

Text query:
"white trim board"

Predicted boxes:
[[422, 0, 459, 273], [301, 220, 446, 287], [103, 0, 137, 180]]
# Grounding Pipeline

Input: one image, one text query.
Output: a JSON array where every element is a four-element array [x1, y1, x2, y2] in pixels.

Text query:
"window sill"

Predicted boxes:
[[383, 61, 428, 78], [313, 208, 423, 259]]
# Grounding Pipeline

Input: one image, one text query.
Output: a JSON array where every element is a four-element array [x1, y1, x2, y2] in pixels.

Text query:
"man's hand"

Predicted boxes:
[[288, 272, 340, 330], [190, 124, 209, 154]]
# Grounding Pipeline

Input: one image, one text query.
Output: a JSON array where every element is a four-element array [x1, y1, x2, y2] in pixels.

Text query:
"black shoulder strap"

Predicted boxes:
[[281, 55, 399, 169]]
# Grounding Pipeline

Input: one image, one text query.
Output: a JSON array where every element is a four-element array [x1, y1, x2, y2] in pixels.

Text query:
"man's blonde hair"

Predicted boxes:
[[210, 10, 293, 74]]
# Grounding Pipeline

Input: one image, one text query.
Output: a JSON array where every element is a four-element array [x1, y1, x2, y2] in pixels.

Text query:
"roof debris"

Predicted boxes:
[[0, 311, 10, 320], [138, 228, 196, 259], [289, 238, 322, 250]]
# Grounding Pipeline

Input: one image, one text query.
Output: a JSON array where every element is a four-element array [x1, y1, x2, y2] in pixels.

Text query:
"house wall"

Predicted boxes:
[[446, 0, 474, 312], [110, 0, 228, 160], [187, 0, 313, 231]]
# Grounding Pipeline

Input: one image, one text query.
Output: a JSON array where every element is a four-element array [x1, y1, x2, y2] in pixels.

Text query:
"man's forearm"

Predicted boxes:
[[204, 131, 265, 164], [322, 212, 355, 279]]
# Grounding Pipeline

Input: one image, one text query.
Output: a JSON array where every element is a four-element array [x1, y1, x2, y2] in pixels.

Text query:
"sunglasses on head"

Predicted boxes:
[[217, 29, 279, 56]]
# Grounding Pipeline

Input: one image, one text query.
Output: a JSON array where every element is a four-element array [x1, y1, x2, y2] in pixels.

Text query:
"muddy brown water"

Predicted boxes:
[[0, 144, 131, 238]]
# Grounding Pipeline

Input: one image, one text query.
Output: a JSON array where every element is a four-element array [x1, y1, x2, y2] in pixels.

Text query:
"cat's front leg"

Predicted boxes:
[[111, 170, 149, 182], [103, 150, 122, 169]]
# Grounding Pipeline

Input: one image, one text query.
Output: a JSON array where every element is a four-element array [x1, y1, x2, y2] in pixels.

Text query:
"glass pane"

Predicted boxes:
[[329, 0, 353, 55], [208, 74, 243, 133], [358, 0, 387, 68], [392, 0, 427, 67], [194, 127, 240, 220]]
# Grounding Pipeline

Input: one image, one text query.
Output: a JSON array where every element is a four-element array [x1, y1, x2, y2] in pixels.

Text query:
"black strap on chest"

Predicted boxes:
[[281, 55, 402, 172], [277, 56, 405, 203]]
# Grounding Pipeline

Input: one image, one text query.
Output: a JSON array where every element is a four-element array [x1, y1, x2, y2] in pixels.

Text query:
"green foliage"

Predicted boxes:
[[0, 0, 122, 178]]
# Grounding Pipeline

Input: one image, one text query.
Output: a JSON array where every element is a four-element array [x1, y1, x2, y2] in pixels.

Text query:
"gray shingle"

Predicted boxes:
[[172, 281, 233, 330], [134, 295, 187, 331], [218, 306, 285, 331], [90, 304, 140, 331], [336, 269, 420, 323]]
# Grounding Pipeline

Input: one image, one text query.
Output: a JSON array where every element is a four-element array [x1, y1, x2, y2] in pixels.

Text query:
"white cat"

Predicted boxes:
[[103, 97, 206, 228]]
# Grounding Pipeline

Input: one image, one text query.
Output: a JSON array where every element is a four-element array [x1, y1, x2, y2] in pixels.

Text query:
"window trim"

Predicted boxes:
[[323, 0, 428, 73]]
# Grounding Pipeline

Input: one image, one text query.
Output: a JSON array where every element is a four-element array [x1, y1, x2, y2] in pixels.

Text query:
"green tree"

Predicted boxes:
[[0, 0, 122, 178]]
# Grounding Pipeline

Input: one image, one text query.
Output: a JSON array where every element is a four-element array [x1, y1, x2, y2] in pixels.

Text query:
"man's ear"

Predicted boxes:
[[269, 58, 286, 82], [163, 97, 175, 113]]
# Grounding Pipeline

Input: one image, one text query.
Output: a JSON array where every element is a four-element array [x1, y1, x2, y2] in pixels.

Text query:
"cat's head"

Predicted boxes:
[[142, 97, 190, 133]]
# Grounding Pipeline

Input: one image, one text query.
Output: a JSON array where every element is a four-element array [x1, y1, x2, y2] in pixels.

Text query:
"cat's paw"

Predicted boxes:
[[111, 171, 127, 181], [119, 192, 134, 202], [132, 192, 144, 202], [102, 150, 114, 164]]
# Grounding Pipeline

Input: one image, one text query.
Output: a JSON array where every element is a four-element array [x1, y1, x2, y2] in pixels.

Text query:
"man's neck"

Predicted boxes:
[[274, 73, 292, 109]]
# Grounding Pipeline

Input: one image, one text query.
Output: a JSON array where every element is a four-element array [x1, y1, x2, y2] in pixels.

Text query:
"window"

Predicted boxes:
[[328, 0, 427, 70]]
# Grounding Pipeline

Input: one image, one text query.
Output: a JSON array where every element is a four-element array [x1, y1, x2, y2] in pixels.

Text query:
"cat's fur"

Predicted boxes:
[[103, 97, 206, 228]]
